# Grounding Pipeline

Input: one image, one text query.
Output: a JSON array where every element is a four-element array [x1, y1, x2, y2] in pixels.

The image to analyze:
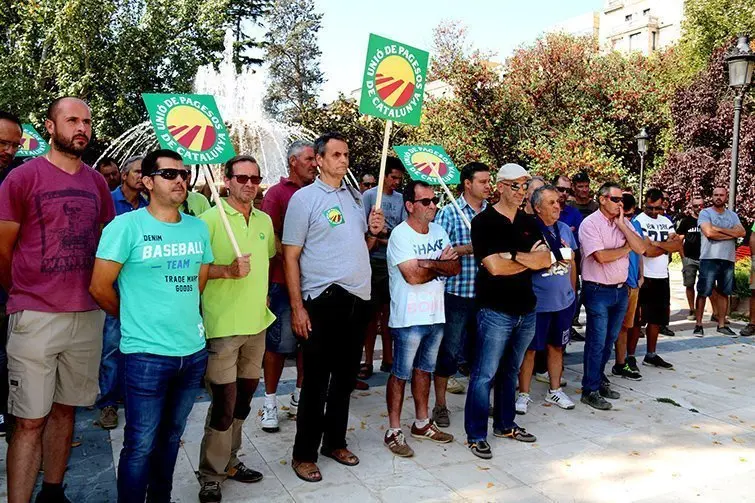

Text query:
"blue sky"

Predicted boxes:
[[317, 0, 605, 101]]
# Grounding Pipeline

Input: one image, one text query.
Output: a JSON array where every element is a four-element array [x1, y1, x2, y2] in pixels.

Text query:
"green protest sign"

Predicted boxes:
[[393, 145, 460, 185], [142, 93, 236, 165], [359, 34, 429, 127], [17, 124, 49, 157]]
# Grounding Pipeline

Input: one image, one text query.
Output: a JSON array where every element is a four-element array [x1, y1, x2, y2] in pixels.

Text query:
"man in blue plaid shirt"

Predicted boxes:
[[431, 162, 491, 427]]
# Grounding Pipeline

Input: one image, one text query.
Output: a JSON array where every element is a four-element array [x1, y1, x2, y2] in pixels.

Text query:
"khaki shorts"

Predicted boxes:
[[7, 310, 105, 419], [205, 331, 265, 384], [623, 287, 640, 329]]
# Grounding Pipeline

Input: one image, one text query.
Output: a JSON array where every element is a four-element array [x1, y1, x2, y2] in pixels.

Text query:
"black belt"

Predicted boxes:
[[584, 280, 625, 289]]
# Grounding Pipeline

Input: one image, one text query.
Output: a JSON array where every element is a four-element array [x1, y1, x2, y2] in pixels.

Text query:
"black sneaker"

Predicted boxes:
[[581, 391, 612, 410], [599, 383, 620, 399], [494, 426, 537, 443], [227, 462, 263, 483], [613, 363, 642, 381], [643, 354, 673, 369], [572, 317, 583, 328], [569, 327, 585, 342], [693, 325, 704, 337], [717, 326, 738, 337], [199, 481, 222, 503], [740, 323, 755, 337], [660, 325, 675, 337], [469, 440, 493, 459], [34, 485, 72, 503], [626, 356, 640, 373]]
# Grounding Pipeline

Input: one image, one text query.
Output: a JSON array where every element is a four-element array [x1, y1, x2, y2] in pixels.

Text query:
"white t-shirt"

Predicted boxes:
[[633, 212, 675, 279], [387, 221, 450, 328]]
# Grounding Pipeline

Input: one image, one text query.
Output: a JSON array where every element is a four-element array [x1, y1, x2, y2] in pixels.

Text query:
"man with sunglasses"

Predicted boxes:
[[676, 196, 705, 321], [1, 98, 116, 503], [0, 111, 22, 440], [383, 180, 459, 457], [90, 149, 213, 502], [578, 182, 647, 411], [633, 188, 681, 370], [360, 173, 377, 193], [196, 155, 274, 502], [283, 132, 385, 482], [465, 163, 553, 460]]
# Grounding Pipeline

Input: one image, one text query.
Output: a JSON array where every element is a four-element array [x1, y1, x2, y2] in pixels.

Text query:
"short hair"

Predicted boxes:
[[46, 96, 86, 121], [712, 185, 728, 193], [530, 175, 546, 186], [622, 193, 637, 211], [0, 111, 23, 131], [598, 182, 621, 198], [531, 184, 558, 210], [286, 140, 314, 165], [120, 155, 144, 175], [572, 171, 590, 184], [142, 149, 183, 178], [403, 179, 432, 205], [314, 131, 346, 157], [361, 173, 375, 181], [551, 174, 570, 185], [460, 162, 490, 185], [224, 155, 259, 179], [95, 157, 118, 173], [644, 188, 663, 203], [385, 156, 405, 175]]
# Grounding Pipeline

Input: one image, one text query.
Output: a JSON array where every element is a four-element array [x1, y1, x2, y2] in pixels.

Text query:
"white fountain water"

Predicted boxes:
[[96, 31, 355, 187]]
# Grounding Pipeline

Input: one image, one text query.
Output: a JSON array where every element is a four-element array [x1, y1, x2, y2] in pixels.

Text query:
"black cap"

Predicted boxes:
[[572, 171, 590, 184]]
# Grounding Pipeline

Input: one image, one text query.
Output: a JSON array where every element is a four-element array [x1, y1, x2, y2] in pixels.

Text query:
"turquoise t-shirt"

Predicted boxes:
[[96, 208, 214, 357]]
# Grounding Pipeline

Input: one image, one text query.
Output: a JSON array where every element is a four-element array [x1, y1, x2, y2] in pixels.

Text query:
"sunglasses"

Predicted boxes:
[[152, 169, 190, 181], [501, 181, 529, 192], [607, 196, 623, 203], [691, 204, 703, 209], [556, 186, 573, 195], [412, 197, 440, 206], [362, 182, 377, 188], [232, 174, 263, 185], [646, 205, 664, 212]]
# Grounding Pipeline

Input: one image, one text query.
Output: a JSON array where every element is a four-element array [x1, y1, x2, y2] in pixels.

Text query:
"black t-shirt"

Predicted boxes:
[[472, 206, 541, 315], [568, 199, 599, 219], [676, 215, 701, 260]]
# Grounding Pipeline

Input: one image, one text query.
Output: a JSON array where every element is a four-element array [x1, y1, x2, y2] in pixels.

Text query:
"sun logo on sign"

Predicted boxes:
[[410, 151, 448, 178], [166, 106, 217, 152], [374, 55, 416, 108], [20, 131, 39, 152]]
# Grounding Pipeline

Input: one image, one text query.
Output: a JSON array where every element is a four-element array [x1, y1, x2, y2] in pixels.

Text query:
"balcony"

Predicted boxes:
[[608, 15, 659, 38]]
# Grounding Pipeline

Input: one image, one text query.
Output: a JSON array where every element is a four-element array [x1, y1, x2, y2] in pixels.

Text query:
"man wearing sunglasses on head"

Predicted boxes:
[[196, 155, 274, 502], [676, 196, 705, 321], [90, 149, 213, 503], [465, 164, 553, 460]]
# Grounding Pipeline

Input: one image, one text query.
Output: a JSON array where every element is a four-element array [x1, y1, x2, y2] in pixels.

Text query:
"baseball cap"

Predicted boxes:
[[496, 163, 530, 182], [572, 171, 590, 184]]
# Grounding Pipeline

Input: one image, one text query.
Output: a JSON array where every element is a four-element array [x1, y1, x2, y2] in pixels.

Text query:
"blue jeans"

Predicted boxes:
[[582, 282, 629, 393], [435, 293, 476, 377], [391, 324, 444, 380], [118, 349, 208, 503], [465, 308, 536, 443], [96, 314, 123, 409], [697, 259, 734, 297]]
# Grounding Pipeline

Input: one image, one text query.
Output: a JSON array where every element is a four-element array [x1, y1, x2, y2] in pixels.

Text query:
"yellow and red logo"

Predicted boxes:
[[410, 151, 448, 178], [20, 131, 40, 152], [323, 206, 345, 227], [375, 55, 416, 108], [166, 105, 217, 152]]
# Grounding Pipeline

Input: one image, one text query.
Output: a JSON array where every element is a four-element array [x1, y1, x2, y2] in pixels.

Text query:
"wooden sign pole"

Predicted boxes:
[[200, 165, 243, 258], [430, 163, 471, 230], [374, 119, 393, 209]]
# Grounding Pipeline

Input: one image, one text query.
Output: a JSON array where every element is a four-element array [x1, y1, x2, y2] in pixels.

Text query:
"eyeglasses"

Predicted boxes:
[[501, 181, 529, 192], [152, 169, 191, 181], [646, 205, 664, 212], [411, 197, 440, 206], [0, 139, 22, 151], [556, 186, 573, 195], [607, 196, 623, 203], [232, 174, 263, 185]]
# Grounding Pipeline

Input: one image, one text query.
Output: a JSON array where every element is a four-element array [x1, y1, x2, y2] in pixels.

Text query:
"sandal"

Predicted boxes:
[[292, 459, 322, 483], [355, 380, 370, 391], [319, 447, 360, 466], [357, 363, 373, 379]]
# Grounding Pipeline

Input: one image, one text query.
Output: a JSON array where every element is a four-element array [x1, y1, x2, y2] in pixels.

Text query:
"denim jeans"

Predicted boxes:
[[96, 314, 123, 409], [391, 323, 444, 380], [582, 282, 629, 393], [465, 308, 536, 443], [118, 349, 208, 503], [435, 293, 477, 377]]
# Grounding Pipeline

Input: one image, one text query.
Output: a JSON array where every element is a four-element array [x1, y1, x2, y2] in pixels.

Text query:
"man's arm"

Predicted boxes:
[[198, 264, 210, 293], [717, 224, 746, 239], [283, 244, 311, 339], [480, 254, 528, 276], [89, 259, 123, 317], [593, 244, 631, 264], [207, 254, 251, 280], [453, 244, 474, 256], [616, 216, 648, 254], [0, 220, 20, 292], [700, 222, 737, 240], [398, 258, 460, 285]]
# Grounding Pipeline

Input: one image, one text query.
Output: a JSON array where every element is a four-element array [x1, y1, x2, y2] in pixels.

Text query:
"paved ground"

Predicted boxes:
[[3, 269, 755, 502]]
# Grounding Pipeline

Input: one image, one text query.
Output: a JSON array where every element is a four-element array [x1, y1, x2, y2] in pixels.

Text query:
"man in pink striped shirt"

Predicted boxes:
[[578, 182, 647, 411]]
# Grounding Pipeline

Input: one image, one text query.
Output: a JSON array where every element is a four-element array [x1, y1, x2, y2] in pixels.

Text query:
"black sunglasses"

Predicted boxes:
[[362, 182, 377, 188], [152, 169, 190, 181], [646, 204, 664, 212], [607, 196, 623, 203], [556, 186, 573, 195], [232, 174, 263, 185], [411, 197, 440, 206], [501, 181, 529, 192]]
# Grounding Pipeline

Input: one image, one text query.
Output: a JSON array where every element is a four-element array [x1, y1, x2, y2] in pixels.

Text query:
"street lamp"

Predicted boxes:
[[635, 127, 649, 198], [725, 34, 755, 210]]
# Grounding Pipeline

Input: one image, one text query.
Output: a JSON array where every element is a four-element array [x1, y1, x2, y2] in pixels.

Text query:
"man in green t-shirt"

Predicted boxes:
[[196, 155, 276, 502], [90, 149, 214, 503]]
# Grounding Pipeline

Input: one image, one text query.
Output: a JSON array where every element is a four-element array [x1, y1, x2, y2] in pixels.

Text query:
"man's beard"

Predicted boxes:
[[52, 134, 88, 158], [713, 199, 725, 208]]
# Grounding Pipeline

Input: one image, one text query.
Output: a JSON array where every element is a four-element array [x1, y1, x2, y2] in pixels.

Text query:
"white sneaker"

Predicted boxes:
[[515, 393, 532, 415], [289, 393, 299, 417], [535, 372, 567, 387], [261, 403, 279, 432], [545, 388, 575, 410], [446, 377, 466, 394]]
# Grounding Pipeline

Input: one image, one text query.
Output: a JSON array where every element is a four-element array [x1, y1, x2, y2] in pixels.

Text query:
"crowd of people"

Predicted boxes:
[[0, 97, 753, 503]]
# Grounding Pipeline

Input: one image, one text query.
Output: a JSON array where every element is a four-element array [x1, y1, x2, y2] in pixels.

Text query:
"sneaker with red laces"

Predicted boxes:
[[410, 420, 454, 443]]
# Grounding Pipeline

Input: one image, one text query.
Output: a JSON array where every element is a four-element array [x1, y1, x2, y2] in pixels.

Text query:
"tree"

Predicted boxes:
[[227, 0, 269, 73], [263, 0, 324, 125]]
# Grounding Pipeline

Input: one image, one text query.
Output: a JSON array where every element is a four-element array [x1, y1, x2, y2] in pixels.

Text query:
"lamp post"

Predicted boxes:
[[635, 127, 649, 198], [725, 35, 755, 210]]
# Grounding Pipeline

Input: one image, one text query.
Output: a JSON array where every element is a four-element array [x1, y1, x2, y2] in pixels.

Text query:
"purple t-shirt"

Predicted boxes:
[[0, 157, 116, 313]]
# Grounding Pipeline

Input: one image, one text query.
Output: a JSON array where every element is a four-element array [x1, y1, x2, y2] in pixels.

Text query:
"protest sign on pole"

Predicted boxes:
[[17, 124, 49, 157]]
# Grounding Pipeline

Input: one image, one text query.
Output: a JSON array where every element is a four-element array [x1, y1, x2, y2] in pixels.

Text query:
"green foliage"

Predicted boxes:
[[734, 256, 752, 299], [264, 0, 323, 125], [227, 0, 269, 73]]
